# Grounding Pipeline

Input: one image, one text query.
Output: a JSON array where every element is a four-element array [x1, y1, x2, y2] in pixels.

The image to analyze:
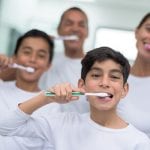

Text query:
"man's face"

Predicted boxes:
[[58, 10, 88, 51], [78, 59, 128, 113]]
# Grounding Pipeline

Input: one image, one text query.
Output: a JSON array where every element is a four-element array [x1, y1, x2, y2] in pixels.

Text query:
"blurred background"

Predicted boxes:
[[0, 0, 150, 63]]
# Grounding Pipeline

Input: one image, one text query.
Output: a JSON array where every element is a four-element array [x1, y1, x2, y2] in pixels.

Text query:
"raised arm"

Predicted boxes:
[[0, 83, 81, 140], [19, 83, 81, 114]]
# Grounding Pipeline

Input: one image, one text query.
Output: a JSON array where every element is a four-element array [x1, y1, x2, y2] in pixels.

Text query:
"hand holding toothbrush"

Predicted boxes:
[[0, 54, 13, 72], [43, 83, 83, 104], [0, 54, 34, 73]]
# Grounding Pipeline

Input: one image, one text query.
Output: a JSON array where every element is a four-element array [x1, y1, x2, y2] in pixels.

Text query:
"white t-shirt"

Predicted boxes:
[[40, 52, 82, 88], [0, 81, 60, 150], [0, 108, 150, 150], [39, 52, 89, 113], [117, 75, 150, 138]]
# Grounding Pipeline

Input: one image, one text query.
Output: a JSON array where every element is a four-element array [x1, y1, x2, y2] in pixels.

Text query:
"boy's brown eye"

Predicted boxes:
[[22, 50, 30, 55], [111, 75, 120, 79]]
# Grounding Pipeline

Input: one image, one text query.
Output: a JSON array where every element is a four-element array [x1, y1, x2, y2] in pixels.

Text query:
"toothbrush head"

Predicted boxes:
[[26, 67, 35, 73], [67, 35, 79, 40], [54, 35, 79, 41], [85, 92, 109, 97]]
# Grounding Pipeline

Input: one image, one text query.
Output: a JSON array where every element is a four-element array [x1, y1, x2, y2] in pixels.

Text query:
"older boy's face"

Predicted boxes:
[[14, 37, 50, 83], [78, 59, 128, 112]]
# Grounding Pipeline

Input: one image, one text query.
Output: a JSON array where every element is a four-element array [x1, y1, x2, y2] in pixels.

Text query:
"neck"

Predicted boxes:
[[16, 78, 40, 92], [90, 108, 127, 129], [131, 56, 150, 77], [65, 48, 84, 59]]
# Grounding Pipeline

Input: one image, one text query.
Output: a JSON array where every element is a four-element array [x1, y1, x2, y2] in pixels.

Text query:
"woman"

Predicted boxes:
[[117, 12, 150, 138]]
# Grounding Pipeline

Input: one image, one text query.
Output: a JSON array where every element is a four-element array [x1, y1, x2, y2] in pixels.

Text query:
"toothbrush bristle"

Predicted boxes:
[[26, 67, 35, 73]]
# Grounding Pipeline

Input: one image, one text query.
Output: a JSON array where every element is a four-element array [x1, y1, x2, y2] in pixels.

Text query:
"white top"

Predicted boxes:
[[39, 52, 82, 88], [39, 52, 89, 113], [0, 81, 60, 150], [117, 75, 150, 138], [0, 108, 150, 150]]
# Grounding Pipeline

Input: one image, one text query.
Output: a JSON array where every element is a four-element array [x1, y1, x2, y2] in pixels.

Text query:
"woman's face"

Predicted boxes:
[[135, 17, 150, 60]]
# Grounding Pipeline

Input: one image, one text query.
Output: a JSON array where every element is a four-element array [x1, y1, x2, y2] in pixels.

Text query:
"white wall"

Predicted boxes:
[[0, 0, 149, 54]]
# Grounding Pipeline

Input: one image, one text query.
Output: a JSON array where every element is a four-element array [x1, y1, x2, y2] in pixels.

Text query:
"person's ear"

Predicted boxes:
[[78, 79, 85, 88], [78, 79, 86, 93], [121, 83, 129, 99]]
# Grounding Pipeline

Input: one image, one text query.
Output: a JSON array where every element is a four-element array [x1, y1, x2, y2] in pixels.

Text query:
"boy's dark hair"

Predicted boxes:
[[14, 29, 54, 63], [137, 12, 150, 29], [58, 7, 88, 30], [81, 47, 130, 84]]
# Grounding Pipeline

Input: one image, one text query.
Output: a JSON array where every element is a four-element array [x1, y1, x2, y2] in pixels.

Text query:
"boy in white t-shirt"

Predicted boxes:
[[0, 46, 150, 150], [0, 29, 55, 150]]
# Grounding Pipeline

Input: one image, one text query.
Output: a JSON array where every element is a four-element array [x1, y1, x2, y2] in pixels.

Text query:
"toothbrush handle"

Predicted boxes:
[[44, 91, 84, 96]]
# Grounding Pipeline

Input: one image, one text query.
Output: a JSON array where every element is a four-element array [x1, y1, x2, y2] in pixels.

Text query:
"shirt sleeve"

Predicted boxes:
[[0, 106, 54, 145]]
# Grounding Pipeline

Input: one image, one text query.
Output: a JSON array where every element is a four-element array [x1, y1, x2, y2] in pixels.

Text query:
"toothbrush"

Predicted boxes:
[[44, 91, 108, 97], [53, 35, 79, 41], [9, 63, 35, 73]]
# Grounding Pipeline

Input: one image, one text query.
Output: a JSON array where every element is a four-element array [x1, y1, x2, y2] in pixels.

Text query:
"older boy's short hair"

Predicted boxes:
[[81, 47, 130, 84]]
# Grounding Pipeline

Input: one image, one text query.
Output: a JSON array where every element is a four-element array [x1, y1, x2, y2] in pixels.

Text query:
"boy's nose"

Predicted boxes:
[[29, 54, 36, 62], [99, 76, 110, 88]]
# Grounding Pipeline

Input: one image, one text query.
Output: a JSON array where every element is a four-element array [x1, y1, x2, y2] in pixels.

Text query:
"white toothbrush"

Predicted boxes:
[[9, 63, 35, 73], [44, 91, 109, 97], [84, 92, 109, 97], [53, 35, 79, 41]]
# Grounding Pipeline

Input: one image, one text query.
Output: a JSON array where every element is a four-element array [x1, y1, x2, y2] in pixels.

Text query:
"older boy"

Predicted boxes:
[[0, 29, 57, 150], [0, 47, 150, 150]]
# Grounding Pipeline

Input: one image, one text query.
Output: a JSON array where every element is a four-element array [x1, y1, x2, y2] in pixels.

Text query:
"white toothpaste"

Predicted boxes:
[[9, 63, 35, 73]]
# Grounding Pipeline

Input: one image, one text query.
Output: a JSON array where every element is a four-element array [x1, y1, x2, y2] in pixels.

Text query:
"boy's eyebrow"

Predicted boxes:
[[22, 46, 48, 53], [110, 69, 122, 74], [90, 67, 122, 74], [89, 67, 101, 71], [38, 49, 48, 54], [144, 23, 150, 26]]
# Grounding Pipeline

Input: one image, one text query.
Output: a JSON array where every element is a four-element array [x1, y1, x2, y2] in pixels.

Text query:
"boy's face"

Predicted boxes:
[[14, 37, 50, 83], [78, 59, 128, 112]]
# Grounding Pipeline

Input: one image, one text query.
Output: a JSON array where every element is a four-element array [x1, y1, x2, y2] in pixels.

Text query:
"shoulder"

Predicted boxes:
[[128, 124, 150, 141]]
